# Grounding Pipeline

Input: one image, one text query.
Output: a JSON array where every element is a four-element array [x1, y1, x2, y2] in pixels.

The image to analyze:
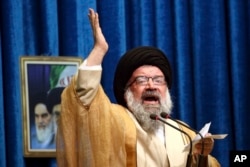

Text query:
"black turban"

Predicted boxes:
[[113, 46, 172, 107]]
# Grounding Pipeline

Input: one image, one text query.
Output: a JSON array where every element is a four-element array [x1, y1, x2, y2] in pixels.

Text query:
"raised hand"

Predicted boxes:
[[88, 8, 108, 57]]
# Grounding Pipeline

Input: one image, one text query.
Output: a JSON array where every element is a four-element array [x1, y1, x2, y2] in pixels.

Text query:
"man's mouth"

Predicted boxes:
[[142, 92, 160, 104], [38, 125, 46, 129]]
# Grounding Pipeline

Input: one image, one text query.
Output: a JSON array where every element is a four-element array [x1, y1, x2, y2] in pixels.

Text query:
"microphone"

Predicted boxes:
[[150, 114, 193, 167], [160, 112, 206, 167]]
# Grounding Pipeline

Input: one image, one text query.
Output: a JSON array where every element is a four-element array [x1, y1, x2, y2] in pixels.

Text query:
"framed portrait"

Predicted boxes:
[[20, 56, 83, 157]]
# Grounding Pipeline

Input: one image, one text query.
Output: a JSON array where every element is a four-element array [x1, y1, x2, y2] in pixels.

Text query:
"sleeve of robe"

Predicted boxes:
[[56, 69, 137, 167]]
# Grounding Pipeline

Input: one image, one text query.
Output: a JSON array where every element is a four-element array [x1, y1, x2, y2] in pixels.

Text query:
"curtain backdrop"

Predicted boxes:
[[1, 0, 249, 166]]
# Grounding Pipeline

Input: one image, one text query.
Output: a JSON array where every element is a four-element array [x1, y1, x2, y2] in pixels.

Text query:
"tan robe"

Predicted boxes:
[[56, 69, 220, 167]]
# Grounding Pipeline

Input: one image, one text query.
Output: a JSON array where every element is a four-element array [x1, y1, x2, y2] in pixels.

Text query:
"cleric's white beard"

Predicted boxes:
[[36, 120, 54, 143], [125, 89, 173, 133]]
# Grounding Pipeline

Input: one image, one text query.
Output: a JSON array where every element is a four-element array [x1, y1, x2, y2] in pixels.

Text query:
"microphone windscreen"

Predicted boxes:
[[160, 112, 169, 118], [150, 114, 158, 120]]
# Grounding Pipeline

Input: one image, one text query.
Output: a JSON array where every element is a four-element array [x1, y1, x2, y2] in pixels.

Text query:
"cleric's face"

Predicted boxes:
[[126, 65, 167, 106], [52, 104, 61, 133], [124, 65, 172, 132], [34, 103, 52, 130], [52, 104, 61, 123]]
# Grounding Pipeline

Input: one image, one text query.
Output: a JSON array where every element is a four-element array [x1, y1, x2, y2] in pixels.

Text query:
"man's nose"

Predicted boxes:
[[37, 116, 44, 123], [146, 78, 155, 88]]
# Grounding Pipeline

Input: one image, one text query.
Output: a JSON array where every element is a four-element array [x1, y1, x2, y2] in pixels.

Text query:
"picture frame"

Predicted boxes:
[[20, 56, 83, 157]]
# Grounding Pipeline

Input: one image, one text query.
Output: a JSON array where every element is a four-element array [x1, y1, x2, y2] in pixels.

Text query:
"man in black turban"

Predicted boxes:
[[113, 46, 174, 133], [114, 46, 172, 108], [46, 87, 65, 135], [57, 8, 220, 167]]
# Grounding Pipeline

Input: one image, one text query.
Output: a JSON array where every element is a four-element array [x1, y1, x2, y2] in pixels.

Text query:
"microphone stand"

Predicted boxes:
[[160, 112, 206, 167], [150, 114, 193, 167]]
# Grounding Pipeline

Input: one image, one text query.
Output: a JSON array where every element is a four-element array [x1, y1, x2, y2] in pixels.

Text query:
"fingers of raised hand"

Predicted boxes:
[[88, 8, 99, 27]]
